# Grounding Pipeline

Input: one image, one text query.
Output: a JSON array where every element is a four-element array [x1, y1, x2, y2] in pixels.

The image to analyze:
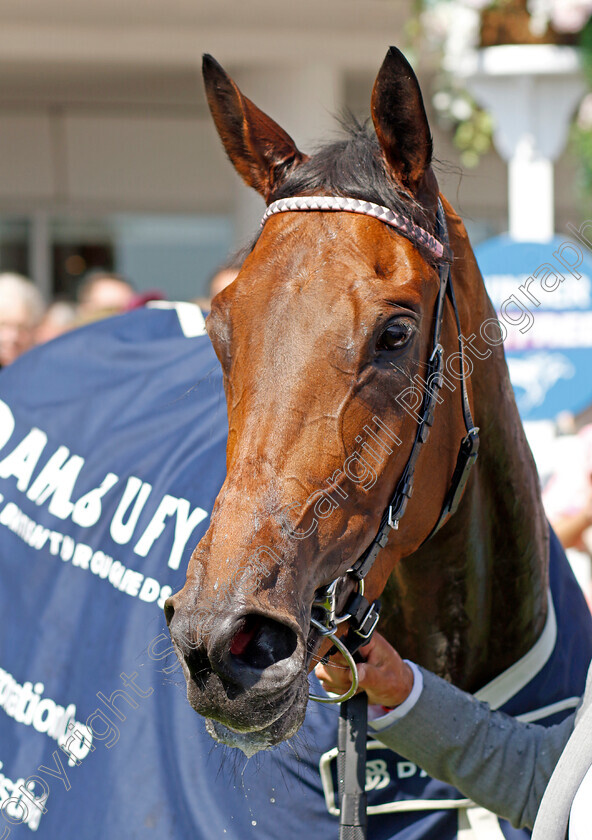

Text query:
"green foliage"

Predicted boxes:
[[579, 16, 592, 81], [571, 124, 592, 213], [453, 107, 495, 168], [569, 18, 592, 210]]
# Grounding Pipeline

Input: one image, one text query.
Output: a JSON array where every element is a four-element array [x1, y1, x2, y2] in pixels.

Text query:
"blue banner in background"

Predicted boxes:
[[475, 234, 592, 421]]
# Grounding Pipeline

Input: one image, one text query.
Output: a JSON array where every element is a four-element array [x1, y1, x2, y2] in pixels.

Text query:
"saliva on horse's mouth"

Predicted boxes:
[[203, 679, 310, 758], [205, 717, 286, 758]]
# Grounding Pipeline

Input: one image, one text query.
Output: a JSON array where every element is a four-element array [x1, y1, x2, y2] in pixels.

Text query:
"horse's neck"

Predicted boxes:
[[380, 206, 549, 692]]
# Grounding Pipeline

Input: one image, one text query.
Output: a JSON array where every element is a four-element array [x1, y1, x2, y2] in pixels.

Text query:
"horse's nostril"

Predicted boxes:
[[230, 615, 260, 656], [163, 598, 175, 626], [228, 614, 298, 671]]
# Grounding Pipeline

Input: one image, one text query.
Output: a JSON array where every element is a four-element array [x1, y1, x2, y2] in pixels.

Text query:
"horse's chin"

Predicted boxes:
[[205, 704, 304, 756], [199, 680, 309, 756]]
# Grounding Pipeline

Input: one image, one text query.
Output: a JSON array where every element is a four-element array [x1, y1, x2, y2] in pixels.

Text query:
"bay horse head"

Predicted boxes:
[[165, 47, 484, 754]]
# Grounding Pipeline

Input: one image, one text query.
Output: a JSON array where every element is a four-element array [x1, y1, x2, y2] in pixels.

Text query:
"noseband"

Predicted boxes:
[[261, 195, 480, 703]]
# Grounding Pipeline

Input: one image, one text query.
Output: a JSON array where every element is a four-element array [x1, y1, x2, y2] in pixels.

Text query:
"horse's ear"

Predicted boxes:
[[203, 54, 307, 201], [371, 47, 433, 195]]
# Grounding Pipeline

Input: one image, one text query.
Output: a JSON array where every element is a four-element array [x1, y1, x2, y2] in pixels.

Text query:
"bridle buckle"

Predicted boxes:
[[387, 506, 399, 530], [354, 600, 380, 640], [429, 342, 443, 364]]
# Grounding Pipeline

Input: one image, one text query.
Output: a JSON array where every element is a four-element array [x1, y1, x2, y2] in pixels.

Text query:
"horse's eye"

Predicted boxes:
[[376, 321, 413, 352]]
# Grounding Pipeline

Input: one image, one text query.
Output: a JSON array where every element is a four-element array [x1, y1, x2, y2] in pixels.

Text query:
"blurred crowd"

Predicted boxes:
[[0, 259, 241, 370], [0, 270, 135, 368]]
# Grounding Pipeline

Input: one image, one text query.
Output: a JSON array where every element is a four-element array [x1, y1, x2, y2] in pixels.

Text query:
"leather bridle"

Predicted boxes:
[[260, 194, 480, 840], [261, 195, 480, 698]]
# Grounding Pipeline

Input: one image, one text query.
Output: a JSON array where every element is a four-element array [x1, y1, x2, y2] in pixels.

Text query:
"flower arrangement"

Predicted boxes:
[[418, 0, 592, 168]]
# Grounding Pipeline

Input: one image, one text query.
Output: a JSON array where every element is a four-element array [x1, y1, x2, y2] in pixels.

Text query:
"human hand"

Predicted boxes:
[[314, 632, 414, 708]]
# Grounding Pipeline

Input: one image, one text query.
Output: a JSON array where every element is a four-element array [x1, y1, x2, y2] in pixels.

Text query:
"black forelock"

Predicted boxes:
[[269, 116, 436, 235]]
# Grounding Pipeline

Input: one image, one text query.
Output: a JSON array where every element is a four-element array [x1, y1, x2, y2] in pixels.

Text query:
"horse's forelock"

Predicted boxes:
[[269, 119, 434, 231]]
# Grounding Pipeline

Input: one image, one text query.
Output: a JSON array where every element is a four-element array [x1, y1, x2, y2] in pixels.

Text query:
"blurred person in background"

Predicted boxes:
[[194, 256, 242, 310], [77, 270, 135, 319], [209, 257, 242, 299], [543, 424, 592, 607], [35, 299, 79, 345], [0, 272, 45, 368]]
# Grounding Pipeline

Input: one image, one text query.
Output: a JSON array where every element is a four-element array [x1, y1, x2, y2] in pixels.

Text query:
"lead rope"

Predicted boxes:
[[338, 692, 368, 840], [335, 625, 376, 840]]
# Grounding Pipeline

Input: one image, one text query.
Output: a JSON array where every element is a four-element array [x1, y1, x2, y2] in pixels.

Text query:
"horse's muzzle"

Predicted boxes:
[[165, 596, 308, 739]]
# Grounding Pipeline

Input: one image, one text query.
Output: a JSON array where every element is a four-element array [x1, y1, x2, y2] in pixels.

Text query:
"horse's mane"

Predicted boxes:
[[269, 116, 436, 236]]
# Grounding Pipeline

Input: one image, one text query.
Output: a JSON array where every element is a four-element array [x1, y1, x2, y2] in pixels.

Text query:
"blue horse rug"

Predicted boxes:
[[0, 303, 590, 839]]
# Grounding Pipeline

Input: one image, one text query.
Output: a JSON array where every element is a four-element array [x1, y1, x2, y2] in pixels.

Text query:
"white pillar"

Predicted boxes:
[[232, 64, 344, 247], [463, 45, 585, 242], [508, 149, 554, 242]]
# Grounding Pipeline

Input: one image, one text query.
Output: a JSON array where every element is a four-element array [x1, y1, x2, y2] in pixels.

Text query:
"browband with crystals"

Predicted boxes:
[[261, 195, 446, 260]]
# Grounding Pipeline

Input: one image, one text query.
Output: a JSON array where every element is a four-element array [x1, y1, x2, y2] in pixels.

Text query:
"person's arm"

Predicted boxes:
[[315, 633, 575, 829]]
